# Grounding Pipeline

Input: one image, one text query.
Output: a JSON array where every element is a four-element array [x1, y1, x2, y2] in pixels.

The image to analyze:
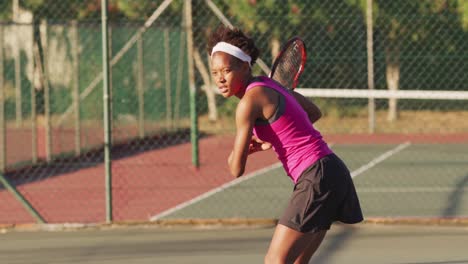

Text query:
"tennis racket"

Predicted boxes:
[[269, 36, 307, 90]]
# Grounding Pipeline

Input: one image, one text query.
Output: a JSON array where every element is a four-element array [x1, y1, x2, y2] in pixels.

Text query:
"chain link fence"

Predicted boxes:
[[0, 0, 467, 224]]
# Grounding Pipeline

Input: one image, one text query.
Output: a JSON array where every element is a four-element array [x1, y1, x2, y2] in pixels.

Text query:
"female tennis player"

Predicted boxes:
[[207, 26, 363, 264]]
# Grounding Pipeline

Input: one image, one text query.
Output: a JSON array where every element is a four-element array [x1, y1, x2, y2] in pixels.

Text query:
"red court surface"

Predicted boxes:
[[0, 135, 278, 224], [1, 132, 467, 225]]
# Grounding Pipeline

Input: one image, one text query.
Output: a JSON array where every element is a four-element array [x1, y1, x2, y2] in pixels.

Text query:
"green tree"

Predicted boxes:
[[0, 1, 12, 20], [219, 0, 307, 62], [371, 0, 466, 120]]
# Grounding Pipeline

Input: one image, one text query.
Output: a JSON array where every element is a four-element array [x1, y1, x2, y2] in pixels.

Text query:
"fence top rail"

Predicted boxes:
[[295, 88, 468, 100]]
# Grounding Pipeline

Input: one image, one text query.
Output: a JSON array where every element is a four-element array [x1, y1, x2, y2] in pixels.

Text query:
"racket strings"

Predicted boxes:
[[273, 42, 304, 89]]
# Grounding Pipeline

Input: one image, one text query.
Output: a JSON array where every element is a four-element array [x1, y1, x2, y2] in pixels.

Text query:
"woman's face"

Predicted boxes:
[[211, 52, 250, 98]]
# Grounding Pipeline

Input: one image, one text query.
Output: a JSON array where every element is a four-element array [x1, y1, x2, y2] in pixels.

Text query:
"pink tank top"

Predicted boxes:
[[246, 76, 333, 183]]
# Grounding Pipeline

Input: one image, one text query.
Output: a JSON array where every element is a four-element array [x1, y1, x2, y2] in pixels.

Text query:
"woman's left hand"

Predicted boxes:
[[248, 135, 272, 154]]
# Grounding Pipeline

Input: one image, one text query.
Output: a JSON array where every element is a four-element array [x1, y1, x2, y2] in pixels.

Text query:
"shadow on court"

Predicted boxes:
[[311, 224, 358, 264], [442, 173, 468, 217], [397, 261, 468, 264], [398, 259, 468, 264], [1, 223, 468, 264], [2, 129, 192, 188]]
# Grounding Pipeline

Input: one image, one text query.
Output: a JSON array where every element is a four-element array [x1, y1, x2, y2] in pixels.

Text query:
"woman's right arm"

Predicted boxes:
[[291, 90, 322, 124]]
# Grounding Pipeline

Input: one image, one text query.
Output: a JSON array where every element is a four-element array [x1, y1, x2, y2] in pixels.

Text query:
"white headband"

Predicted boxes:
[[211, 42, 252, 65]]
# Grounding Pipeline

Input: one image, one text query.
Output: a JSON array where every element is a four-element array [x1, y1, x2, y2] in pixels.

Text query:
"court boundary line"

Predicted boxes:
[[150, 142, 411, 220], [358, 187, 468, 193], [150, 162, 283, 220], [351, 142, 411, 178]]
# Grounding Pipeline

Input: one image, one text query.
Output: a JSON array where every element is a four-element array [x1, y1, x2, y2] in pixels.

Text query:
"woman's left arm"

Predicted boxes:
[[291, 90, 322, 124]]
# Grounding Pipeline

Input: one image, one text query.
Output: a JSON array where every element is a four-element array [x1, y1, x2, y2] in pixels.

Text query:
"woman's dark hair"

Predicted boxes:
[[207, 26, 260, 66]]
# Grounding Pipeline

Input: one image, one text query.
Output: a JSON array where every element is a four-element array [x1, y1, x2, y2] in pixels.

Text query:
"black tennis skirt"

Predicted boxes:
[[278, 153, 364, 233]]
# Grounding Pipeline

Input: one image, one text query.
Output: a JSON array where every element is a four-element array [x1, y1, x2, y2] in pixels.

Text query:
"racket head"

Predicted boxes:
[[269, 37, 307, 90]]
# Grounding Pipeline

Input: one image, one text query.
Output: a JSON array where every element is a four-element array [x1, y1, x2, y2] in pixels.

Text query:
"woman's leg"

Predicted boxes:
[[264, 224, 327, 264], [293, 229, 327, 264]]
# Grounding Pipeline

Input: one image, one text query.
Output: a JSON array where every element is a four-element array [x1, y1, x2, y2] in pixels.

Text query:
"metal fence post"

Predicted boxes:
[[366, 0, 376, 133], [0, 23, 5, 172], [185, 0, 199, 168], [101, 0, 113, 223]]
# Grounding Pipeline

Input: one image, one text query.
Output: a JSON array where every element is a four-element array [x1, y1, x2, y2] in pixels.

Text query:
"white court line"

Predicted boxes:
[[150, 162, 283, 221], [150, 142, 411, 220], [358, 187, 468, 193], [351, 142, 411, 178]]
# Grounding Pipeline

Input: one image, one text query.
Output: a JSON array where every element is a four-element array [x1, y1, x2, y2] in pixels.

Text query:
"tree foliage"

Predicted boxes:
[[2, 0, 466, 92]]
